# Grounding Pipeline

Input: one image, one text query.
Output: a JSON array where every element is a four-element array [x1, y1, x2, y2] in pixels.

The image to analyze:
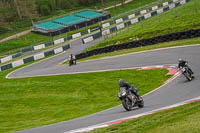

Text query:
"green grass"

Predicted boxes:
[[0, 0, 162, 56], [79, 37, 200, 62], [0, 32, 51, 55], [0, 67, 170, 133], [107, 0, 167, 17], [90, 100, 200, 133], [0, 23, 100, 55], [86, 0, 200, 51]]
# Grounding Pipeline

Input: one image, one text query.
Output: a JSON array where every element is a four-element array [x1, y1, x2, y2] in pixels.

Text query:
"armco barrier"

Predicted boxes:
[[23, 56, 34, 64], [44, 50, 55, 57], [63, 44, 70, 50], [0, 0, 187, 64], [82, 0, 190, 45], [12, 53, 22, 58], [1, 64, 12, 71], [76, 29, 200, 60], [92, 32, 102, 40], [0, 44, 70, 72]]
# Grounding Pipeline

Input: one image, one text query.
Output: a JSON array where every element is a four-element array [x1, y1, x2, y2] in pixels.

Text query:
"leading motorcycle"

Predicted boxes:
[[118, 87, 144, 111], [179, 66, 194, 81]]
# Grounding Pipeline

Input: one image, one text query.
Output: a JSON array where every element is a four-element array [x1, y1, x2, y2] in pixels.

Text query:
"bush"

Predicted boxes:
[[40, 4, 51, 15]]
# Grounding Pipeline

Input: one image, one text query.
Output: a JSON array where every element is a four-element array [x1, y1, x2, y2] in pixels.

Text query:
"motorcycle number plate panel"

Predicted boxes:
[[182, 68, 185, 71]]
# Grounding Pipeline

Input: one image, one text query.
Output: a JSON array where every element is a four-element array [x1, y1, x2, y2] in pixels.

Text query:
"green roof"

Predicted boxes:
[[53, 15, 86, 25], [75, 10, 103, 19], [36, 21, 64, 31], [35, 10, 104, 31]]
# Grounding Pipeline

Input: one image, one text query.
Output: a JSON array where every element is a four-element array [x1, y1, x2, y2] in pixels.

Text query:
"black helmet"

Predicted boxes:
[[118, 79, 124, 87]]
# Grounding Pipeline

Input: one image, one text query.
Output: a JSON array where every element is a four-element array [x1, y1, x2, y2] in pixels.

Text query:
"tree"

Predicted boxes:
[[14, 0, 38, 21], [121, 0, 124, 7], [13, 0, 22, 19], [101, 0, 104, 10]]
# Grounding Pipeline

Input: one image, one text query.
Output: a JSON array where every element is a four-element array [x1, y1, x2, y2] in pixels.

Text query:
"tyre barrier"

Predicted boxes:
[[76, 28, 200, 60], [0, 44, 70, 72], [82, 0, 190, 44], [0, 0, 187, 64]]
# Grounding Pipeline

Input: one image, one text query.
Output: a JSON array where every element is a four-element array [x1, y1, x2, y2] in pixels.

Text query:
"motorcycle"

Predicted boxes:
[[180, 66, 194, 81], [118, 87, 144, 111], [69, 59, 76, 66]]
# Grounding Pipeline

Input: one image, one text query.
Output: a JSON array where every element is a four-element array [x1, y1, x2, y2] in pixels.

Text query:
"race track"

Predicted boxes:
[[12, 42, 200, 133]]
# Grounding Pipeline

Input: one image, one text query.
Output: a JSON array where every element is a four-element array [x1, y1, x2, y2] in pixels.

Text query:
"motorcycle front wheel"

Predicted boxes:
[[184, 72, 192, 81], [138, 96, 144, 108], [122, 98, 132, 111]]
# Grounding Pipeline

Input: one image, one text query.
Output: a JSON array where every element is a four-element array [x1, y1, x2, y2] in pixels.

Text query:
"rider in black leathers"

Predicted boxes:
[[178, 58, 194, 76], [118, 79, 140, 100]]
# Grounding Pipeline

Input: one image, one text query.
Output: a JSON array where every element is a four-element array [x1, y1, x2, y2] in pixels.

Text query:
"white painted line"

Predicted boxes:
[[78, 44, 200, 64], [6, 51, 67, 79], [6, 44, 200, 79], [65, 96, 200, 133]]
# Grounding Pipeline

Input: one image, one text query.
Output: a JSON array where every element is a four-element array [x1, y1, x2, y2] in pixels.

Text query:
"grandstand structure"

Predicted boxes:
[[32, 10, 111, 36]]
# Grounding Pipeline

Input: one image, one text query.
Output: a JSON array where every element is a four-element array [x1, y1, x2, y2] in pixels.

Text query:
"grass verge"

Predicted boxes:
[[90, 100, 200, 133], [86, 0, 200, 51], [0, 68, 170, 133]]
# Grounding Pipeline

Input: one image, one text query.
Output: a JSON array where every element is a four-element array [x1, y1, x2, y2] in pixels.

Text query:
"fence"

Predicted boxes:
[[76, 28, 200, 59], [0, 44, 70, 72]]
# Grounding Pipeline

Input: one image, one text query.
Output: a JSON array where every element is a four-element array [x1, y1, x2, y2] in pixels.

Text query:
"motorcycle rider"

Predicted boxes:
[[178, 58, 194, 76], [72, 55, 76, 65], [118, 79, 140, 101], [68, 54, 73, 65]]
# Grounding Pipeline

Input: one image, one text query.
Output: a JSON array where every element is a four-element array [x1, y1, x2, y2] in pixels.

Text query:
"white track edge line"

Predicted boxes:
[[65, 96, 200, 133]]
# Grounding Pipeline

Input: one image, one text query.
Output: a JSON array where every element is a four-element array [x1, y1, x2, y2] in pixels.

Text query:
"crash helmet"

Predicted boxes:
[[178, 58, 183, 62], [118, 79, 124, 87]]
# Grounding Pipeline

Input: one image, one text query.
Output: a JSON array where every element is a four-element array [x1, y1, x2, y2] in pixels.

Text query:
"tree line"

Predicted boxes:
[[0, 0, 126, 33]]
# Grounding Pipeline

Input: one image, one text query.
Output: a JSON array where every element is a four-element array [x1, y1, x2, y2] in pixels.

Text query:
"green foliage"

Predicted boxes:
[[0, 67, 169, 133], [40, 4, 51, 15]]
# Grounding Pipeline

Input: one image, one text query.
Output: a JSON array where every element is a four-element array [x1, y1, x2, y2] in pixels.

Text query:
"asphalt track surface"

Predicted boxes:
[[10, 37, 200, 133]]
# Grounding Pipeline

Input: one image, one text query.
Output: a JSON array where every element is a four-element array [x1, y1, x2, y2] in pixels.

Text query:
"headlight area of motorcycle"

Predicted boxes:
[[122, 92, 126, 96]]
